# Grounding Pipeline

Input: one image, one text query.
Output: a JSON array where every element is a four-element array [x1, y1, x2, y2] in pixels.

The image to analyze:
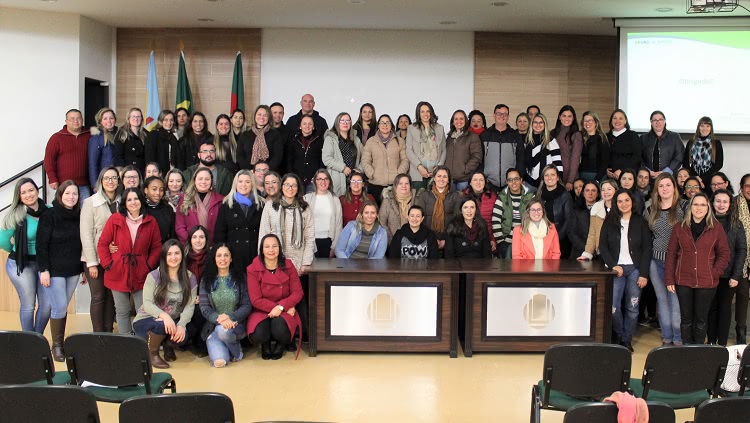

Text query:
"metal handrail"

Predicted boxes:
[[0, 161, 47, 213]]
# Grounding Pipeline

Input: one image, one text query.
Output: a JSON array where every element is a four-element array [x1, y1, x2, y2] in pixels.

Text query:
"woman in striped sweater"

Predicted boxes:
[[523, 113, 563, 190]]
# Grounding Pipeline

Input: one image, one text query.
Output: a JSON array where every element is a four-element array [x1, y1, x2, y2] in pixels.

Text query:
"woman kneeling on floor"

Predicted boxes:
[[247, 234, 304, 360], [199, 243, 252, 367], [133, 239, 198, 368]]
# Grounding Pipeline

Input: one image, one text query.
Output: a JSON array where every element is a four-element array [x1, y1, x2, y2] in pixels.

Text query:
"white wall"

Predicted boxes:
[[78, 16, 115, 119], [260, 28, 474, 132], [0, 7, 81, 209]]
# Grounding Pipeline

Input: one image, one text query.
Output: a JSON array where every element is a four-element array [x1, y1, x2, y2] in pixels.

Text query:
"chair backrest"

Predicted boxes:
[[640, 345, 728, 398], [0, 385, 100, 422], [694, 397, 750, 422], [563, 401, 674, 423], [0, 330, 56, 384], [542, 344, 631, 403], [739, 344, 750, 396], [119, 392, 234, 423], [64, 333, 152, 387]]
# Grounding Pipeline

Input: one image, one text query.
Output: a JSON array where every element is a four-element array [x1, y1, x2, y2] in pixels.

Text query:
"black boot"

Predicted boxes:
[[271, 342, 286, 360], [737, 327, 747, 345], [50, 316, 67, 362], [261, 341, 272, 360]]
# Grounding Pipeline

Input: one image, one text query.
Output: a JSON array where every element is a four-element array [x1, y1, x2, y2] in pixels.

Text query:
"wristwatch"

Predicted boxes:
[[278, 305, 284, 311]]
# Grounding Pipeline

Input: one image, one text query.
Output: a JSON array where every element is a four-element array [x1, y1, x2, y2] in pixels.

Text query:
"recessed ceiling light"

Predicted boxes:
[[40, 0, 58, 2], [348, 0, 366, 3], [490, 2, 508, 6], [655, 7, 673, 12], [197, 18, 215, 22], [440, 21, 457, 25]]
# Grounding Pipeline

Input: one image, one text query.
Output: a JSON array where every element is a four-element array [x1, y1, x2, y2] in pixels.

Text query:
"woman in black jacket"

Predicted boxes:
[[176, 112, 212, 170], [706, 189, 748, 345], [388, 205, 439, 259], [536, 165, 574, 258], [238, 105, 283, 172], [143, 176, 175, 243], [444, 197, 492, 259], [213, 170, 264, 271], [114, 107, 148, 175], [683, 116, 724, 185], [598, 189, 652, 352], [37, 180, 83, 361], [568, 181, 600, 258], [285, 115, 324, 192], [145, 110, 177, 175], [606, 109, 641, 180]]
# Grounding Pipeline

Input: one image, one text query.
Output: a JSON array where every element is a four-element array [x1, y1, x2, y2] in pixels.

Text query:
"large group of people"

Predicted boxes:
[[2, 95, 747, 367]]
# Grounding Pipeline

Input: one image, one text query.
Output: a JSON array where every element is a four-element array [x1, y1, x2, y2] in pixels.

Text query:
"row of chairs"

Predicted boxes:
[[0, 386, 234, 423], [0, 330, 175, 402], [531, 343, 750, 422], [562, 397, 750, 423]]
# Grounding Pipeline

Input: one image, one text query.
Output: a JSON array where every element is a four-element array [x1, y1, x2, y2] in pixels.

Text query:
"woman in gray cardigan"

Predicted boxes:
[[322, 112, 362, 197], [406, 101, 446, 191]]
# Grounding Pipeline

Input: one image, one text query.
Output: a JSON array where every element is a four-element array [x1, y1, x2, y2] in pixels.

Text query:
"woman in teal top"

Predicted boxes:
[[0, 178, 51, 333]]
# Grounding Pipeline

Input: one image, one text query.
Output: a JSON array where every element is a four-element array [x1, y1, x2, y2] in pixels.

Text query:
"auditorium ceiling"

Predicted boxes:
[[0, 0, 748, 35]]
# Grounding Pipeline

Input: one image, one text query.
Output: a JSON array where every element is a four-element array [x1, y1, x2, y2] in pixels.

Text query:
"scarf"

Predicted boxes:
[[145, 198, 160, 209], [540, 185, 565, 222], [338, 136, 356, 169], [378, 131, 395, 144], [418, 126, 440, 168], [690, 218, 706, 241], [451, 129, 465, 142], [430, 184, 448, 233], [167, 193, 181, 209], [691, 136, 712, 174], [51, 200, 80, 220], [469, 126, 484, 136], [250, 125, 270, 165], [234, 192, 254, 208], [528, 220, 549, 259], [187, 248, 208, 282], [11, 199, 46, 274], [195, 191, 213, 229], [402, 223, 429, 245], [394, 189, 413, 226], [465, 220, 480, 242], [738, 198, 750, 277], [279, 197, 304, 250]]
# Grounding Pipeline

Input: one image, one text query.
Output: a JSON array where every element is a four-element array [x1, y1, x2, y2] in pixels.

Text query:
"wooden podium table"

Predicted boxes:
[[459, 259, 614, 356], [307, 259, 462, 358]]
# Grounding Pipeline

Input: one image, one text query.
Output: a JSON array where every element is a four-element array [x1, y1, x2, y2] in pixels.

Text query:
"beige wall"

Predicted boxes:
[[116, 28, 261, 125], [474, 32, 617, 126]]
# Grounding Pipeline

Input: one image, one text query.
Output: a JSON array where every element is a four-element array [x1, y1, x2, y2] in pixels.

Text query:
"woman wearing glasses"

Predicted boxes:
[[304, 169, 343, 259], [323, 112, 363, 197], [640, 111, 684, 179], [511, 199, 561, 259], [361, 114, 409, 203]]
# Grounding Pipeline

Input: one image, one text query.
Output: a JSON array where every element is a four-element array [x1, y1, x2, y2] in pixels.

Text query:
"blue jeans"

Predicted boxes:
[[612, 264, 641, 343], [650, 259, 682, 344], [133, 317, 188, 347], [44, 275, 79, 319], [206, 324, 246, 365], [6, 259, 50, 333], [77, 185, 92, 202]]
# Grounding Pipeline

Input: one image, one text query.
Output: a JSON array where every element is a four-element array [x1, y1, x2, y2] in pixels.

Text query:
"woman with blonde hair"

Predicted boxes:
[[175, 167, 224, 245], [323, 112, 363, 197], [512, 199, 561, 259], [114, 107, 148, 175], [578, 111, 610, 182], [379, 173, 418, 240], [88, 107, 118, 190], [214, 169, 263, 270], [304, 169, 343, 258]]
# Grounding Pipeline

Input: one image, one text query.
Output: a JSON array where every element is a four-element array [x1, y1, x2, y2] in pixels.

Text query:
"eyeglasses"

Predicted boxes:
[[199, 149, 216, 154], [102, 176, 119, 182], [350, 180, 364, 185], [651, 118, 665, 123], [685, 185, 700, 189], [254, 168, 269, 174], [507, 177, 521, 183], [124, 175, 139, 180], [282, 183, 298, 189], [582, 119, 595, 124], [315, 177, 329, 182], [529, 208, 543, 213], [494, 112, 509, 117], [339, 119, 352, 124]]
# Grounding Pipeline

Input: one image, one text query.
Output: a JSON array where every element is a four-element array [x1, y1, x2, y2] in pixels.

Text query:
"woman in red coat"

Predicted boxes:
[[247, 233, 303, 360], [175, 167, 224, 245], [97, 188, 162, 334], [665, 192, 730, 344]]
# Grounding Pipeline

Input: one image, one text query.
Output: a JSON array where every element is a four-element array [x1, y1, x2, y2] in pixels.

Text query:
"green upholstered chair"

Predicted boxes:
[[629, 345, 727, 409], [64, 333, 176, 403], [531, 343, 631, 422], [0, 330, 70, 385]]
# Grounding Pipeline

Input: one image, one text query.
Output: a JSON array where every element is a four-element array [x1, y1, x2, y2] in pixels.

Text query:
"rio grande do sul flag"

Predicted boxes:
[[144, 50, 161, 131], [231, 51, 245, 113], [175, 50, 193, 114]]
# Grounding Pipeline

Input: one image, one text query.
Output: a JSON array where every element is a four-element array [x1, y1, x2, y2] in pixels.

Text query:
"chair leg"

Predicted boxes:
[[530, 385, 541, 423]]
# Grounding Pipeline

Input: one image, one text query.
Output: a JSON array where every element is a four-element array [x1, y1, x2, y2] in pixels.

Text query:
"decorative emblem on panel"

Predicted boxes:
[[523, 294, 555, 329], [368, 293, 399, 324]]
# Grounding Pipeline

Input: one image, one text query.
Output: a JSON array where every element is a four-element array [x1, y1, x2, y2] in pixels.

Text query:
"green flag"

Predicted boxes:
[[230, 51, 245, 113], [176, 51, 193, 114]]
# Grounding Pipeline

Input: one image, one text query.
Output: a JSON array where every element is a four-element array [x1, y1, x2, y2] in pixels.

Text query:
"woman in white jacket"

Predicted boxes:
[[303, 169, 343, 258], [322, 112, 362, 196]]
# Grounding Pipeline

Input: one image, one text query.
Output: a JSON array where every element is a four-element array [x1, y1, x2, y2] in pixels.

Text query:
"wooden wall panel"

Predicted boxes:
[[474, 32, 617, 126], [116, 28, 261, 126]]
